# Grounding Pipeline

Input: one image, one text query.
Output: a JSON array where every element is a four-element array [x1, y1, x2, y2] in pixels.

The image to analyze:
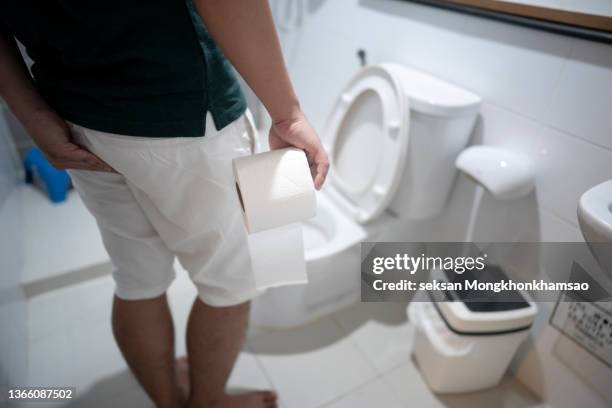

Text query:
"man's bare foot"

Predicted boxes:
[[201, 391, 278, 408], [176, 357, 190, 405]]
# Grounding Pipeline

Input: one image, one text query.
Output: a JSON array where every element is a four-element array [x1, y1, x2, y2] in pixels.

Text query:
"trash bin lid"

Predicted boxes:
[[432, 266, 538, 335]]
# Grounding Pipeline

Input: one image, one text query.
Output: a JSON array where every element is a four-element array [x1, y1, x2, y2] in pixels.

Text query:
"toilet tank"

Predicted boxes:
[[385, 65, 481, 220]]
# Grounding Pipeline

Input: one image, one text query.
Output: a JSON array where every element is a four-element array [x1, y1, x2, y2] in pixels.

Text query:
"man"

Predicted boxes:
[[0, 1, 329, 407]]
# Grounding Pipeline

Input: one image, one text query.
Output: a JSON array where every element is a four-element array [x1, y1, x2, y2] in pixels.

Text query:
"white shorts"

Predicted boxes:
[[68, 113, 263, 306]]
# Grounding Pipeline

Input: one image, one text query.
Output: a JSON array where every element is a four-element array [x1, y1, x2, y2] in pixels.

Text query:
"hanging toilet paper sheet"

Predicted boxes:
[[233, 147, 316, 290]]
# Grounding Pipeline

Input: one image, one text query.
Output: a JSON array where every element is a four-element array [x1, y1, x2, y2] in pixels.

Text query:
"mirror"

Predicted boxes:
[[405, 0, 612, 43]]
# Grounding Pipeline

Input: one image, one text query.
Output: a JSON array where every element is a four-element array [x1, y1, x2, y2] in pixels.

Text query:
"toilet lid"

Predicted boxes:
[[324, 65, 410, 223]]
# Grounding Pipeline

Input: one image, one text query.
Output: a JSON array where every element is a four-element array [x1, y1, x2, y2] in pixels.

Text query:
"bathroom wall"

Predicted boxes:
[[0, 101, 27, 390], [271, 0, 612, 406]]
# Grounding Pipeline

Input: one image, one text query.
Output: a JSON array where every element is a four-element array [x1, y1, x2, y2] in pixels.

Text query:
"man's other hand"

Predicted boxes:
[[23, 109, 115, 172]]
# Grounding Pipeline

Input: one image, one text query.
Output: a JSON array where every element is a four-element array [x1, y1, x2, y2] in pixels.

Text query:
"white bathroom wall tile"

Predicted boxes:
[[0, 305, 8, 385], [333, 302, 415, 374], [543, 38, 612, 151], [477, 102, 543, 151], [562, 0, 612, 16], [467, 188, 542, 243], [1, 300, 28, 387], [289, 29, 366, 133], [435, 17, 572, 121], [514, 324, 612, 407], [249, 317, 376, 408], [538, 207, 582, 242], [7, 302, 28, 386], [0, 158, 23, 293], [534, 126, 612, 226], [323, 378, 405, 408], [342, 0, 572, 122], [353, 1, 475, 86], [537, 208, 612, 298], [298, 0, 373, 37]]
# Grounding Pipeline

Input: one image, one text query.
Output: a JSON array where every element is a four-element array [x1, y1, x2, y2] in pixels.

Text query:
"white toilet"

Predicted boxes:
[[251, 64, 482, 328]]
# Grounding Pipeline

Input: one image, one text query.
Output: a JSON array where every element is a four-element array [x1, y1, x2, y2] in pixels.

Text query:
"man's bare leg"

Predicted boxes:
[[112, 294, 186, 408], [186, 299, 277, 408]]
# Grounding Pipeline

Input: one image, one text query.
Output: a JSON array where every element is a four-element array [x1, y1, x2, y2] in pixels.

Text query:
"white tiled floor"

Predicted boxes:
[[249, 317, 376, 408], [21, 185, 107, 284], [25, 280, 542, 408]]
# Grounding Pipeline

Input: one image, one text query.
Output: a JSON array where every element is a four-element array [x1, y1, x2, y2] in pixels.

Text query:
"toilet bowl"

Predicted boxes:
[[251, 64, 482, 328]]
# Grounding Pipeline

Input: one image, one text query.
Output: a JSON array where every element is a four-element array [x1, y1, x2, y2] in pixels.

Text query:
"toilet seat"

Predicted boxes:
[[324, 65, 410, 223]]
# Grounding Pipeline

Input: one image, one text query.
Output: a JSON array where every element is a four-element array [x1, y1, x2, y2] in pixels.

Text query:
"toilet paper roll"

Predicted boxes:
[[233, 147, 316, 290], [233, 147, 316, 233]]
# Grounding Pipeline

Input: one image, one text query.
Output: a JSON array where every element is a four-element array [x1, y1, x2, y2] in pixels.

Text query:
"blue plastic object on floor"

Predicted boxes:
[[23, 147, 71, 203]]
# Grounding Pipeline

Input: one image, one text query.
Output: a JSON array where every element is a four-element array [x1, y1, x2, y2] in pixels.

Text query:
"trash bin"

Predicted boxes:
[[408, 267, 538, 394]]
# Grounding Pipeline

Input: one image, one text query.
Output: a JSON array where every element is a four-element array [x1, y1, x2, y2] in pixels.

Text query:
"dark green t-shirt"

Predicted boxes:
[[0, 0, 246, 137]]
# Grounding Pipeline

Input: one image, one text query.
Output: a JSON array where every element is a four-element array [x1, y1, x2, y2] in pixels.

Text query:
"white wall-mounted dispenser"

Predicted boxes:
[[455, 146, 535, 200]]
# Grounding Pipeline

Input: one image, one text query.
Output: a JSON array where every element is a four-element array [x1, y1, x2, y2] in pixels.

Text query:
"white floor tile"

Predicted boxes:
[[64, 370, 142, 408], [323, 378, 405, 408], [381, 362, 444, 407], [435, 375, 542, 408], [227, 352, 273, 392], [28, 310, 131, 399], [28, 275, 115, 341], [333, 302, 414, 374], [21, 185, 108, 284], [246, 323, 273, 341], [69, 318, 129, 390], [87, 385, 152, 408], [383, 362, 541, 408], [27, 331, 75, 388], [249, 317, 377, 408]]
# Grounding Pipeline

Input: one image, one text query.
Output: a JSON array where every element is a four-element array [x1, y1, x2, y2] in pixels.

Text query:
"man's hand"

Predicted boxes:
[[23, 109, 114, 172], [269, 110, 329, 190], [195, 0, 329, 188], [0, 32, 113, 172]]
